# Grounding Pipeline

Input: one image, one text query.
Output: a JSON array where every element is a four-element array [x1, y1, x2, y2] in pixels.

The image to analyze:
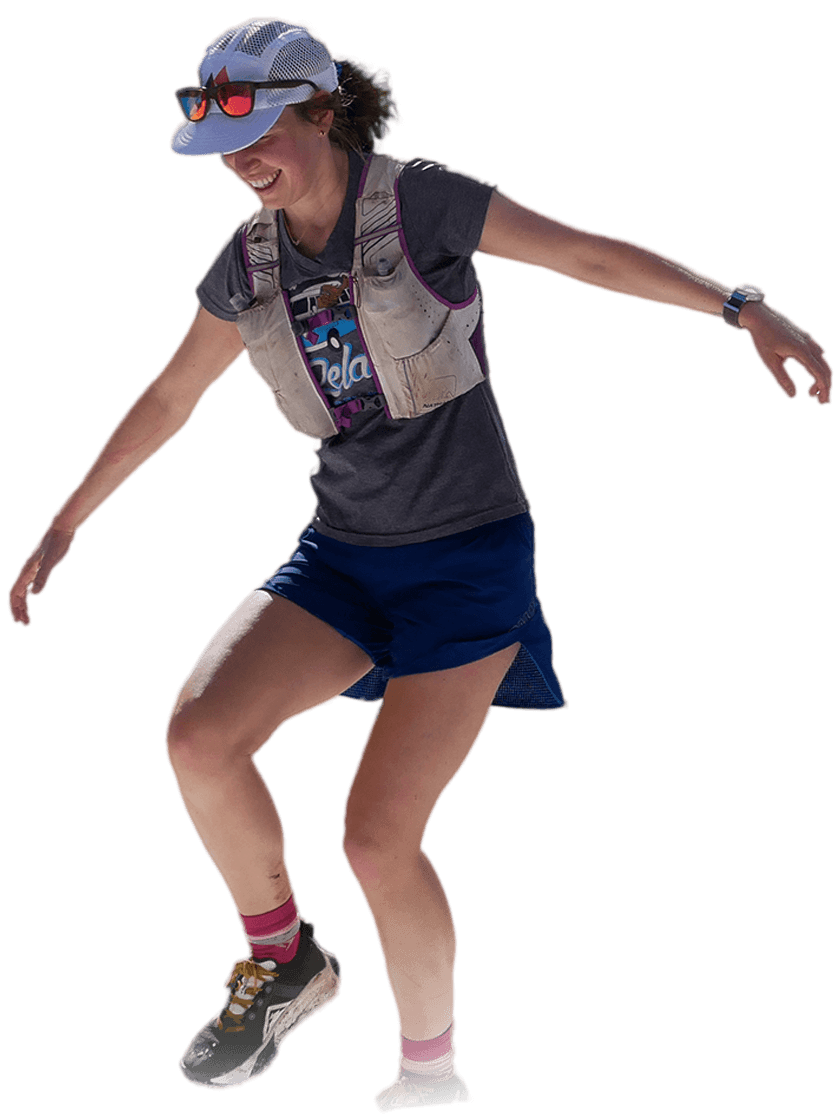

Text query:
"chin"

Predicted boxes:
[[257, 187, 284, 207]]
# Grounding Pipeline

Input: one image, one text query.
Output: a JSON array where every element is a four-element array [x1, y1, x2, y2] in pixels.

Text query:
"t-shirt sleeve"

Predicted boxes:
[[398, 159, 494, 255], [397, 160, 495, 302], [196, 160, 494, 319], [196, 226, 255, 322]]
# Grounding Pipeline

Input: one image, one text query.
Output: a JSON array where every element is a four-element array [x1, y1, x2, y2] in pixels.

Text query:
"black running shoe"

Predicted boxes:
[[180, 921, 339, 1087], [375, 1063, 473, 1108]]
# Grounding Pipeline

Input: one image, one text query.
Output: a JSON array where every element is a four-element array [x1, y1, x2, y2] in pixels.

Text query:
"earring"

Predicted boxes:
[[319, 129, 326, 137]]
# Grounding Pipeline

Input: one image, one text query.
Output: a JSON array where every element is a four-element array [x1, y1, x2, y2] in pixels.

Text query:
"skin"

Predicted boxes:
[[222, 104, 349, 258], [8, 104, 833, 1044], [478, 192, 832, 403]]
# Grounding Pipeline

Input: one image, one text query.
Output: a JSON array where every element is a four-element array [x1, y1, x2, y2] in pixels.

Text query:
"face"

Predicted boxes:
[[222, 108, 327, 208]]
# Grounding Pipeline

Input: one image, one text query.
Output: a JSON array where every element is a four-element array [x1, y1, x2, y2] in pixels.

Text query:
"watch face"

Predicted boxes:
[[738, 285, 765, 301]]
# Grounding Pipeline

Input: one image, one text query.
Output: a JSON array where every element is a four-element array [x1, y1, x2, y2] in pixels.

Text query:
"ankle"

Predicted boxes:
[[400, 1024, 455, 1081], [241, 895, 301, 965]]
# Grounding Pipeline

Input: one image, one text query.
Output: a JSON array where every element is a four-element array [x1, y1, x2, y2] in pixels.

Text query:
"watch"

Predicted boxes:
[[723, 285, 764, 327]]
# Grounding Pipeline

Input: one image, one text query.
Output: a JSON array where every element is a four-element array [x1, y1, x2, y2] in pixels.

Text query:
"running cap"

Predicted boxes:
[[172, 19, 338, 156]]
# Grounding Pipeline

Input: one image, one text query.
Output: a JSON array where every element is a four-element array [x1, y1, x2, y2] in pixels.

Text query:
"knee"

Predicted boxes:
[[343, 809, 416, 889], [167, 703, 241, 777], [343, 830, 388, 890], [166, 704, 210, 774]]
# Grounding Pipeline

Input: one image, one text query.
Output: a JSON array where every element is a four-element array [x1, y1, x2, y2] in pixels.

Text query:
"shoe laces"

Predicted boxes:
[[218, 959, 277, 1033]]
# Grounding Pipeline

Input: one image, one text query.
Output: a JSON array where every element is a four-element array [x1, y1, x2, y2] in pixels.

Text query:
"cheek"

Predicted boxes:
[[217, 155, 241, 176]]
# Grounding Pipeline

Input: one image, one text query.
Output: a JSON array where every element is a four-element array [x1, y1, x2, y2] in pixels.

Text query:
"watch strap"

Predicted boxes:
[[723, 286, 764, 328], [723, 289, 749, 328]]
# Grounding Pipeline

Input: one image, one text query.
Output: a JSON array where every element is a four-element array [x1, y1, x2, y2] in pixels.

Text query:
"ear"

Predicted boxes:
[[308, 92, 335, 133]]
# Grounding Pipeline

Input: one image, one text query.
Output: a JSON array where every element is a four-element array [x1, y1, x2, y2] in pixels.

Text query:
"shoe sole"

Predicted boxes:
[[376, 1075, 469, 1110], [181, 952, 339, 1088]]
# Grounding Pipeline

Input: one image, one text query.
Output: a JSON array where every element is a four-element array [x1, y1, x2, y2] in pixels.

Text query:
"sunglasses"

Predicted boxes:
[[176, 79, 318, 123]]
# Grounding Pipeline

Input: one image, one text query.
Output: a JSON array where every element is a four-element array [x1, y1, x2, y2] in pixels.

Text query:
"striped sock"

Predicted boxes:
[[400, 1025, 455, 1082], [240, 895, 301, 966]]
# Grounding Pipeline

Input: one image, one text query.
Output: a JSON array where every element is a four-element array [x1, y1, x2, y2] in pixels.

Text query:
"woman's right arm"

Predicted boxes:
[[10, 307, 244, 625]]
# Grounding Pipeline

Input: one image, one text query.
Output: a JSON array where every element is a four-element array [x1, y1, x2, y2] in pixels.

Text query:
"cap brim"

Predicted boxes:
[[172, 104, 286, 156]]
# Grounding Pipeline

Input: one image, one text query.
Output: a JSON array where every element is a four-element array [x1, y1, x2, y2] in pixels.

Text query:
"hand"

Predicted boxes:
[[740, 302, 831, 403], [10, 526, 75, 625]]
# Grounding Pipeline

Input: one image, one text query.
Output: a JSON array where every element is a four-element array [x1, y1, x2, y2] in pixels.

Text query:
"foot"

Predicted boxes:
[[377, 1073, 469, 1110], [180, 921, 339, 1087]]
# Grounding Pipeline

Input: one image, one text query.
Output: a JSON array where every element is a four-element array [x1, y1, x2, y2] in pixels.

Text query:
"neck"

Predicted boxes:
[[283, 145, 350, 258]]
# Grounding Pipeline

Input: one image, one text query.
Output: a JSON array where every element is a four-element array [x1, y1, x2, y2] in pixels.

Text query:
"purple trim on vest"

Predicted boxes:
[[350, 160, 393, 419], [469, 317, 490, 379], [281, 288, 336, 428], [350, 274, 393, 420], [240, 226, 250, 291], [246, 257, 281, 285], [241, 218, 281, 297], [358, 154, 375, 196], [393, 181, 480, 313], [355, 224, 402, 246]]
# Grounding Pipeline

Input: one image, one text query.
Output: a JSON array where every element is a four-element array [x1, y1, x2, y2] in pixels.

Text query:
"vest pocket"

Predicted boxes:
[[393, 304, 485, 412], [362, 256, 450, 359], [237, 296, 337, 439]]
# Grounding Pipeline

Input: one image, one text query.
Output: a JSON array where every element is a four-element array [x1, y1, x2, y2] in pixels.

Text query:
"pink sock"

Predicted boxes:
[[240, 895, 301, 965], [400, 1025, 454, 1081]]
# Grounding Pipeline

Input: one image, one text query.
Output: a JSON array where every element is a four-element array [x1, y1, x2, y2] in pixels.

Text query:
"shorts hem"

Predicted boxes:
[[260, 516, 564, 712], [259, 584, 379, 669], [385, 632, 524, 681]]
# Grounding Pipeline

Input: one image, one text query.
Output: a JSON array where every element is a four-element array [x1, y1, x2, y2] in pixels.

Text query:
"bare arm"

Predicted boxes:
[[10, 307, 244, 624], [479, 191, 831, 402]]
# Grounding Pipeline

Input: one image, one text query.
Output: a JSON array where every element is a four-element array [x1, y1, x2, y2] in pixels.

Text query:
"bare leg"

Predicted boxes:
[[343, 643, 520, 1040], [168, 591, 373, 915]]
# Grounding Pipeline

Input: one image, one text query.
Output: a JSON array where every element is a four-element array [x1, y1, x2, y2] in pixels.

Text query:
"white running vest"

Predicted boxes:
[[235, 154, 485, 439]]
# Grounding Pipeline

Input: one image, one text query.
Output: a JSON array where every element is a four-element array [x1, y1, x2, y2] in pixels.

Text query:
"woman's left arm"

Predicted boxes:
[[479, 192, 831, 403]]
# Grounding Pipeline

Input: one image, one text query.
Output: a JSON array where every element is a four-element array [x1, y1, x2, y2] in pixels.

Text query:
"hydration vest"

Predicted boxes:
[[236, 154, 485, 439]]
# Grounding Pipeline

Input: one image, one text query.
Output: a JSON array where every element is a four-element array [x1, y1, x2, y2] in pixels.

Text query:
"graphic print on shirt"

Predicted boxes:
[[288, 274, 375, 408]]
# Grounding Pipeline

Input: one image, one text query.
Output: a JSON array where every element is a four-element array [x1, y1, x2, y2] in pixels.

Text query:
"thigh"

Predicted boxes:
[[171, 590, 374, 755], [345, 643, 520, 847]]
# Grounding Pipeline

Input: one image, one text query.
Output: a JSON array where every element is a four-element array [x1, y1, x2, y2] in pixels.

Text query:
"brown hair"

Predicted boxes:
[[292, 60, 395, 154]]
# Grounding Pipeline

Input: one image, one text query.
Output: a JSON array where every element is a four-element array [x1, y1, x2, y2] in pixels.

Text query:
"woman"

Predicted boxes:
[[9, 17, 831, 1111]]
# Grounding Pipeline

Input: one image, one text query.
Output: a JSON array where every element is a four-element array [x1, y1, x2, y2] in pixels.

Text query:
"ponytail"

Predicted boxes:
[[293, 60, 395, 154]]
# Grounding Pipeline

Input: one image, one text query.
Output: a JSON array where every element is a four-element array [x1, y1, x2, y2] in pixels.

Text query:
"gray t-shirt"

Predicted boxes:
[[197, 152, 528, 546]]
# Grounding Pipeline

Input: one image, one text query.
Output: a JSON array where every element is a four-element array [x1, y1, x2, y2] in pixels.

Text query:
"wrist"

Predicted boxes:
[[51, 513, 78, 535], [736, 299, 765, 331], [723, 285, 765, 328]]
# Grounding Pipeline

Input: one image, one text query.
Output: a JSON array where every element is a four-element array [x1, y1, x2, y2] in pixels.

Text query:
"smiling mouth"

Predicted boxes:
[[248, 169, 280, 191]]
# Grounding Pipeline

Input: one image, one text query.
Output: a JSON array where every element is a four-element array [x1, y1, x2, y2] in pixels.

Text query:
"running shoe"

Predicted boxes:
[[377, 1073, 469, 1109], [180, 921, 339, 1087]]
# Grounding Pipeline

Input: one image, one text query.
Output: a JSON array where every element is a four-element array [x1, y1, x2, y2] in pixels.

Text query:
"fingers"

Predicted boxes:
[[808, 381, 828, 401], [9, 527, 74, 625], [10, 592, 28, 625], [798, 375, 828, 402], [32, 556, 53, 594], [792, 351, 831, 403], [790, 330, 832, 403], [768, 357, 795, 397], [9, 558, 40, 625], [759, 349, 797, 397], [750, 311, 832, 404], [807, 349, 832, 403]]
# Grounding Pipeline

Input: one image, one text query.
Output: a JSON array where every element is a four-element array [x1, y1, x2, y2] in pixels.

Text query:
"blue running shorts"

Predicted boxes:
[[260, 513, 563, 709]]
